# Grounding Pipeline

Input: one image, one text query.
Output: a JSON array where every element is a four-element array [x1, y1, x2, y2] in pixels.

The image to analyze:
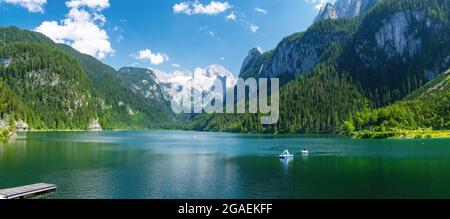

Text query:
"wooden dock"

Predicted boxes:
[[0, 183, 57, 199]]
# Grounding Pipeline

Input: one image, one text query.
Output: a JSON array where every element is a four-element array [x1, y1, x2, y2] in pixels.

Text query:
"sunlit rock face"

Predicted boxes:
[[314, 0, 379, 22], [314, 3, 338, 22], [374, 10, 426, 59], [356, 9, 444, 70], [239, 28, 353, 83]]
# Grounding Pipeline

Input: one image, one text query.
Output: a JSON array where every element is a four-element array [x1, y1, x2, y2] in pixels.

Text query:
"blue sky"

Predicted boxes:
[[0, 0, 328, 75]]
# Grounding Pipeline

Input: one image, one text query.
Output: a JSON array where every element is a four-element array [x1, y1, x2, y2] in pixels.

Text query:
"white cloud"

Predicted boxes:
[[133, 49, 169, 65], [93, 12, 106, 25], [250, 24, 259, 33], [35, 0, 113, 60], [173, 1, 231, 15], [3, 0, 47, 13], [254, 7, 267, 14], [172, 64, 181, 68], [173, 2, 190, 14], [226, 11, 236, 20], [65, 0, 110, 11]]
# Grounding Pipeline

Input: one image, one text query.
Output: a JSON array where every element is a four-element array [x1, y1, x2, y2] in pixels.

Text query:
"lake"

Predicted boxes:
[[1, 131, 450, 199]]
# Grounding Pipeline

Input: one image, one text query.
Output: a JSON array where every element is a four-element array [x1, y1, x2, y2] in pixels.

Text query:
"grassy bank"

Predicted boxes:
[[349, 129, 450, 139]]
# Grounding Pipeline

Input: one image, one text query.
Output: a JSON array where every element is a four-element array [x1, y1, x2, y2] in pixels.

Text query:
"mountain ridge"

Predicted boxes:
[[314, 0, 379, 22], [196, 0, 450, 134]]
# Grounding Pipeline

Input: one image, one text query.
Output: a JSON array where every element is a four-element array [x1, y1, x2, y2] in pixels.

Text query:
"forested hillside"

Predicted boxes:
[[0, 38, 95, 129], [59, 45, 173, 129], [346, 68, 450, 138], [0, 81, 24, 141], [0, 26, 173, 131]]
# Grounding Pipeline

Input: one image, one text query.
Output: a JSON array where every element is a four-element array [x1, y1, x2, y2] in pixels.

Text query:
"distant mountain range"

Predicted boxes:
[[152, 64, 236, 107], [116, 64, 236, 114]]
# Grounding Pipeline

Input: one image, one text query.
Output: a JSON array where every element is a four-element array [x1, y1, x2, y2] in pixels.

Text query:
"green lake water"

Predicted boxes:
[[1, 131, 450, 199]]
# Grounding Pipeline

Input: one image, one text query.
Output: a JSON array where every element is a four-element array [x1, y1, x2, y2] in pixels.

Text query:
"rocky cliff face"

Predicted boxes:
[[334, 0, 378, 18], [315, 0, 379, 22], [240, 0, 379, 82], [240, 47, 263, 74], [355, 9, 447, 72], [117, 67, 170, 106], [239, 22, 355, 83], [374, 10, 426, 59], [314, 3, 338, 22], [0, 117, 29, 131]]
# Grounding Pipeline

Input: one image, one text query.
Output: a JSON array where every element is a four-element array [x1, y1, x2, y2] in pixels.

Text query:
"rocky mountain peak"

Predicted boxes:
[[240, 47, 263, 74], [314, 0, 379, 22], [314, 3, 338, 22]]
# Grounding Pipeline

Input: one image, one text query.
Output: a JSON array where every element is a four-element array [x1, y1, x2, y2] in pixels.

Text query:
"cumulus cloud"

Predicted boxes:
[[133, 49, 169, 65], [173, 1, 190, 14], [173, 1, 231, 15], [34, 0, 113, 59], [3, 0, 47, 13], [254, 7, 267, 14], [65, 0, 110, 11]]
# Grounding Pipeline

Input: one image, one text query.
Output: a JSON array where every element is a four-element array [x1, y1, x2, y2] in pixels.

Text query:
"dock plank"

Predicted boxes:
[[0, 183, 57, 199]]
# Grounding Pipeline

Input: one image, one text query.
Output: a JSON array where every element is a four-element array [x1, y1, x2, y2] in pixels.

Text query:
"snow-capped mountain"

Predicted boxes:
[[153, 64, 237, 107]]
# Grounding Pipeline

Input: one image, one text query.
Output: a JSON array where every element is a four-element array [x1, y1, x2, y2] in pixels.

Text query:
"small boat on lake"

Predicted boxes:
[[279, 150, 294, 159], [302, 149, 309, 156]]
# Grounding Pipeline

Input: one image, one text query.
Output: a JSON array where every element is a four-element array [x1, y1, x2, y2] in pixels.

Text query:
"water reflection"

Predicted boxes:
[[301, 154, 309, 161], [279, 157, 294, 169], [2, 131, 450, 198]]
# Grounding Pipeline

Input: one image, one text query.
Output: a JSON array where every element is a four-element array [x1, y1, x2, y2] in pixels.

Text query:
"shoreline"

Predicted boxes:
[[349, 130, 450, 139], [16, 128, 169, 133], [11, 129, 450, 140]]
